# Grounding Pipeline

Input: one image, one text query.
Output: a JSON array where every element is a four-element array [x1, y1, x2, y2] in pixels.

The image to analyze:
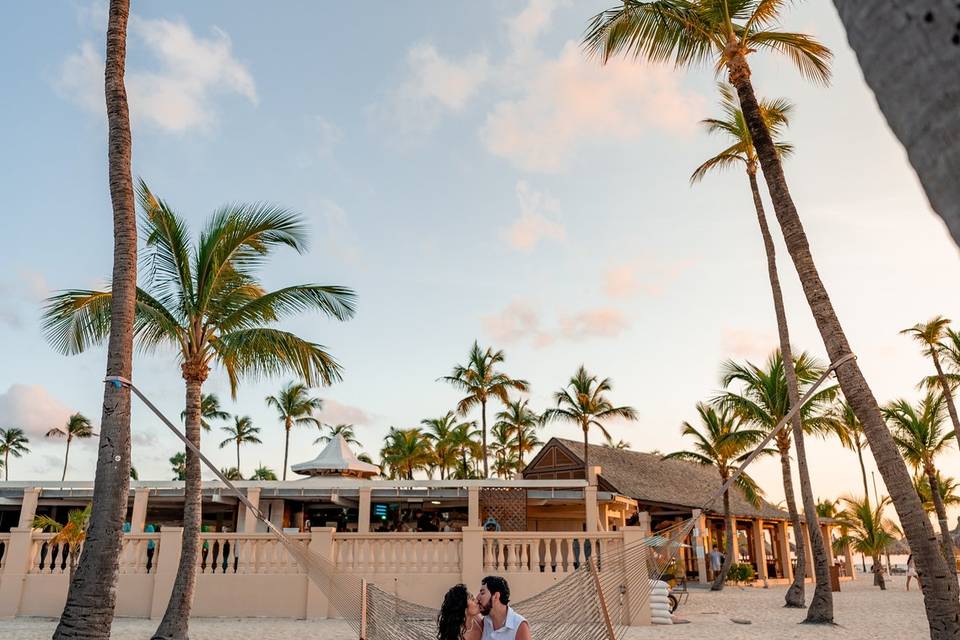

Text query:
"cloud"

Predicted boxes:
[[482, 300, 544, 344], [0, 270, 50, 328], [319, 399, 370, 426], [482, 302, 628, 346], [603, 258, 693, 298], [559, 308, 629, 340], [502, 181, 566, 251], [314, 199, 360, 263], [56, 16, 256, 132], [720, 327, 778, 361], [0, 384, 77, 438]]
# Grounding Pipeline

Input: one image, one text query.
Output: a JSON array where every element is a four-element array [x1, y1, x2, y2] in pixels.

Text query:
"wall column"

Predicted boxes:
[[306, 528, 336, 619], [585, 486, 599, 533], [151, 526, 184, 619], [461, 527, 484, 592], [692, 510, 708, 584], [621, 526, 651, 626], [752, 518, 768, 584], [130, 488, 150, 533], [468, 486, 480, 528], [729, 519, 740, 564], [0, 527, 38, 617], [241, 487, 261, 533], [16, 487, 41, 528], [637, 511, 651, 538], [777, 520, 793, 580], [843, 536, 856, 579], [357, 487, 372, 533]]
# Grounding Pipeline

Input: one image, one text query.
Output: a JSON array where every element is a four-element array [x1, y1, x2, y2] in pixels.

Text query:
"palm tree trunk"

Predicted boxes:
[[481, 398, 489, 478], [777, 442, 806, 607], [517, 430, 524, 470], [236, 442, 241, 475], [4, 451, 9, 481], [582, 425, 590, 477], [932, 351, 960, 447], [726, 50, 960, 636], [282, 418, 292, 481], [748, 169, 832, 621], [61, 437, 71, 481], [153, 376, 204, 640], [855, 444, 870, 572], [874, 553, 886, 590], [927, 468, 959, 577], [712, 489, 735, 591], [52, 5, 136, 636]]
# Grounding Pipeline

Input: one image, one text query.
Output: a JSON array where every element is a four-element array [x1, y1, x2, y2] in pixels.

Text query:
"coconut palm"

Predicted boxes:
[[266, 382, 325, 481], [583, 2, 958, 628], [914, 472, 960, 516], [250, 465, 278, 481], [421, 412, 465, 480], [885, 393, 958, 577], [603, 433, 631, 450], [220, 467, 244, 481], [45, 414, 96, 481], [716, 351, 837, 608], [0, 427, 30, 480], [442, 341, 529, 477], [170, 452, 186, 481], [218, 416, 261, 475], [181, 393, 230, 432], [489, 421, 519, 478], [314, 423, 361, 447], [543, 365, 638, 475], [902, 317, 960, 447], [815, 498, 840, 519], [663, 403, 769, 590], [380, 427, 433, 480], [828, 400, 872, 505], [834, 495, 897, 589], [494, 398, 542, 469], [42, 183, 355, 639], [448, 421, 483, 479], [34, 504, 93, 578]]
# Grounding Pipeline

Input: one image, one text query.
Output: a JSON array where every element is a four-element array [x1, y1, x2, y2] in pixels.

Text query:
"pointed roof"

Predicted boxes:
[[291, 434, 379, 478]]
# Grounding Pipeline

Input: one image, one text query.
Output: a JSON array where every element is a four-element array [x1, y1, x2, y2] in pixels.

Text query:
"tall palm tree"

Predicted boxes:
[[181, 393, 230, 432], [314, 423, 361, 447], [266, 382, 325, 481], [0, 427, 30, 480], [885, 393, 958, 577], [46, 414, 96, 481], [380, 427, 433, 480], [218, 416, 262, 475], [51, 3, 137, 638], [716, 351, 837, 608], [829, 400, 872, 505], [421, 412, 465, 480], [543, 365, 638, 475], [902, 317, 960, 446], [584, 3, 959, 631], [834, 495, 897, 590], [663, 402, 769, 590], [34, 504, 93, 578], [448, 421, 483, 479], [170, 452, 186, 481], [42, 185, 355, 639], [250, 465, 278, 481], [494, 398, 542, 469], [442, 341, 528, 477]]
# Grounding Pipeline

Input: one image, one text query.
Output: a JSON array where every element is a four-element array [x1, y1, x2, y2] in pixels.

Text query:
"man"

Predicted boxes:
[[708, 544, 723, 580], [477, 575, 531, 640]]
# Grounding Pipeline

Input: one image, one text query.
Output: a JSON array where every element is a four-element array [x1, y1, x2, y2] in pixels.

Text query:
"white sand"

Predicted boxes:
[[0, 577, 928, 639]]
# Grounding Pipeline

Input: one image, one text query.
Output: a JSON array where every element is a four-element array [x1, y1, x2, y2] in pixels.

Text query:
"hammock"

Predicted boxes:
[[109, 353, 851, 639]]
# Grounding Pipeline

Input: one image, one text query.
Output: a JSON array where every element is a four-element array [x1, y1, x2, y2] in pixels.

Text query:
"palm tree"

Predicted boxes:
[[902, 317, 960, 445], [314, 423, 361, 447], [543, 366, 638, 475], [716, 351, 837, 608], [914, 472, 960, 516], [34, 504, 93, 578], [42, 184, 355, 639], [442, 341, 529, 477], [815, 498, 840, 519], [181, 393, 230, 432], [448, 421, 483, 479], [129, 466, 138, 481], [46, 414, 96, 481], [250, 465, 278, 481], [0, 427, 30, 480], [583, 3, 959, 629], [494, 399, 542, 469], [421, 412, 464, 480], [829, 400, 872, 505], [218, 416, 261, 475], [834, 495, 897, 590], [489, 421, 518, 478], [664, 403, 769, 590], [220, 467, 244, 481], [380, 428, 433, 480], [885, 393, 958, 577], [603, 433, 631, 450], [266, 382, 325, 481], [170, 452, 186, 481]]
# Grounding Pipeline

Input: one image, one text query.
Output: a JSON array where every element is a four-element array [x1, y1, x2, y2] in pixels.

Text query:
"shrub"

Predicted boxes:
[[726, 562, 755, 584]]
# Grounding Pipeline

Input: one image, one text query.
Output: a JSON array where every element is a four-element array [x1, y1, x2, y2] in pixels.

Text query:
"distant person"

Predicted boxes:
[[708, 545, 724, 579], [906, 554, 919, 591]]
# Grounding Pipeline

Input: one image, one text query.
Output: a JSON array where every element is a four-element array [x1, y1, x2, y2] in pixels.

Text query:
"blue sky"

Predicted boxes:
[[2, 1, 959, 513]]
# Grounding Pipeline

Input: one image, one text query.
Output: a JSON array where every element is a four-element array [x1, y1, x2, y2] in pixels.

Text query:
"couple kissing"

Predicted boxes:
[[437, 576, 531, 640]]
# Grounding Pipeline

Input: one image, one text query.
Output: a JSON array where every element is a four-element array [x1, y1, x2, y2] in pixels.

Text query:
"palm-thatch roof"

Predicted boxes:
[[528, 438, 788, 521]]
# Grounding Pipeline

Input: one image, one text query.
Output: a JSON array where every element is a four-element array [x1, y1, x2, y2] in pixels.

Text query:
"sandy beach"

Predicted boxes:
[[0, 577, 928, 639]]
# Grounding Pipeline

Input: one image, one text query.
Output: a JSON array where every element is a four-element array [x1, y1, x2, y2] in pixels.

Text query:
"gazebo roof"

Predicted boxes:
[[291, 434, 379, 478]]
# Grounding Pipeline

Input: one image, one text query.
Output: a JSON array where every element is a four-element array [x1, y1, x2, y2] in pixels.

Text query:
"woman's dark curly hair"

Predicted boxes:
[[437, 583, 469, 640]]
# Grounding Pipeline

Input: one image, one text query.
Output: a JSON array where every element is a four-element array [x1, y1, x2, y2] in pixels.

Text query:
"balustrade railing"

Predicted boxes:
[[28, 533, 81, 575], [197, 533, 308, 575], [0, 533, 9, 571], [334, 533, 462, 573], [118, 533, 160, 574], [481, 532, 622, 574]]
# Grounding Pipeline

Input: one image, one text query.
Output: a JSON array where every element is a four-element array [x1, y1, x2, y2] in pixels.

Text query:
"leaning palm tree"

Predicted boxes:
[[218, 416, 262, 475], [583, 3, 958, 629], [34, 504, 93, 578], [0, 427, 30, 480], [885, 394, 958, 577], [442, 341, 528, 477], [902, 317, 960, 447], [181, 393, 230, 432], [170, 452, 186, 481], [42, 183, 356, 639], [46, 414, 96, 481], [314, 423, 361, 447], [249, 465, 278, 481], [266, 382, 325, 481], [716, 351, 837, 609], [380, 427, 433, 480], [834, 495, 897, 590], [543, 365, 638, 474], [421, 412, 465, 480], [663, 402, 769, 590], [494, 398, 542, 468]]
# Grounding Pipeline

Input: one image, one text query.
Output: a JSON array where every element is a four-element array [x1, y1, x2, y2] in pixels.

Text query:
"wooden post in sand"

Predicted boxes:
[[588, 556, 617, 640]]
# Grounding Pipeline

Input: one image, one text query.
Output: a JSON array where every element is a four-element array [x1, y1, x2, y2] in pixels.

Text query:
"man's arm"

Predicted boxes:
[[516, 620, 532, 640]]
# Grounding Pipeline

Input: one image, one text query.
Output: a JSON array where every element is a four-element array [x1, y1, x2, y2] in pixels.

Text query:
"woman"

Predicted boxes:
[[437, 584, 482, 640], [906, 554, 919, 591]]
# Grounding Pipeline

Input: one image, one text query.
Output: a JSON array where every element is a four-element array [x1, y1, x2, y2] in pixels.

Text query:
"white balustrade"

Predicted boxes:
[[482, 532, 622, 575], [117, 533, 160, 574], [28, 533, 82, 574], [334, 533, 462, 573], [197, 533, 307, 575]]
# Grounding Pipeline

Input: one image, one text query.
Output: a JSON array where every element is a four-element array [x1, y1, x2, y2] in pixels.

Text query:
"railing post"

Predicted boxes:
[[130, 488, 150, 533], [620, 526, 650, 626], [691, 509, 708, 584], [150, 526, 184, 619], [241, 487, 261, 533], [306, 528, 335, 619], [461, 527, 484, 590], [0, 527, 37, 618], [358, 487, 372, 534], [17, 488, 41, 528], [468, 487, 480, 528]]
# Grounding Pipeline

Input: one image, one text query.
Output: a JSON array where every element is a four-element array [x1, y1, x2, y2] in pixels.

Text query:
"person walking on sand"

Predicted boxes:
[[478, 576, 531, 640], [708, 544, 724, 580], [906, 554, 920, 591]]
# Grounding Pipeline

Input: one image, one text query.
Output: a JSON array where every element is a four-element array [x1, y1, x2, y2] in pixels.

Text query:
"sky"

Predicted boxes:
[[2, 1, 960, 522]]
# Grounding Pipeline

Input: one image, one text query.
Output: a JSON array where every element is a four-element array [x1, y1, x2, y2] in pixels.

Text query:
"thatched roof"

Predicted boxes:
[[540, 438, 789, 521]]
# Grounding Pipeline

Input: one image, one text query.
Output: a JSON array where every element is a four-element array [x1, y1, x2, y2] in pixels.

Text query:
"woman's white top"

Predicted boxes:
[[482, 608, 526, 640]]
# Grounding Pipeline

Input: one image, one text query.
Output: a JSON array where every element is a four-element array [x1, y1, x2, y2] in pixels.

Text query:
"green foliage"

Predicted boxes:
[[250, 465, 278, 481], [170, 452, 186, 481], [726, 562, 755, 584]]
